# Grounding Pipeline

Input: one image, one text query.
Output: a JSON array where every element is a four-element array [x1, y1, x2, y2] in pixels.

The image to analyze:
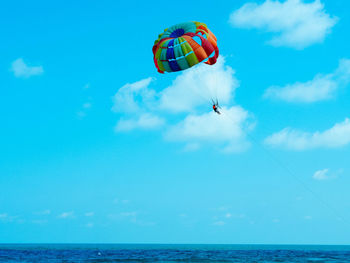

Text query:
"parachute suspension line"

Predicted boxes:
[[207, 69, 219, 108], [220, 109, 350, 229], [213, 70, 219, 106], [189, 69, 221, 108], [189, 84, 214, 108]]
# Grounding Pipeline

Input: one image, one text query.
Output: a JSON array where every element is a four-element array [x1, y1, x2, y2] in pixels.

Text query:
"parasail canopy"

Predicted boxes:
[[152, 21, 219, 73]]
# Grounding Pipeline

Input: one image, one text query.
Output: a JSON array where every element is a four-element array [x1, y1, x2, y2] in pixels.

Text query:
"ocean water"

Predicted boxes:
[[0, 244, 350, 262]]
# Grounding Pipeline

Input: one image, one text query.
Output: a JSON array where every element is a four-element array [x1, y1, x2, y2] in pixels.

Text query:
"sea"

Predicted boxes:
[[0, 244, 350, 262]]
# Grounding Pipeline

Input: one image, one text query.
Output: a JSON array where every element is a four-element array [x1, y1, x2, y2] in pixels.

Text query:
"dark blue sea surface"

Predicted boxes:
[[1, 244, 350, 262]]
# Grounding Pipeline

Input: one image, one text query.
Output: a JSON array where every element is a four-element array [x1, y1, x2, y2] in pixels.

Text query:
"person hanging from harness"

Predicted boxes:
[[212, 99, 221, 115]]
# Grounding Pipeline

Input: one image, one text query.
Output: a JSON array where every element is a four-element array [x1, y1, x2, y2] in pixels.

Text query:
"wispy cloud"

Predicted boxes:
[[213, 220, 226, 226], [120, 211, 137, 217], [217, 206, 230, 211], [109, 211, 156, 226], [82, 102, 92, 109], [85, 212, 94, 217], [76, 83, 93, 119], [77, 101, 92, 119], [0, 213, 8, 219], [229, 0, 337, 49], [115, 113, 165, 132], [85, 222, 94, 228], [34, 209, 51, 215], [313, 168, 342, 180], [0, 213, 21, 223], [108, 211, 137, 220], [211, 207, 246, 227], [265, 118, 350, 150], [264, 59, 350, 103], [225, 213, 232, 218], [32, 219, 48, 224], [11, 58, 44, 78], [58, 211, 75, 219], [313, 169, 330, 180], [76, 111, 87, 119], [113, 198, 130, 205]]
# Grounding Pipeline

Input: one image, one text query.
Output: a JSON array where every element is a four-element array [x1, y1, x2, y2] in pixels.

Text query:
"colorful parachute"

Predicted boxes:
[[152, 21, 219, 73]]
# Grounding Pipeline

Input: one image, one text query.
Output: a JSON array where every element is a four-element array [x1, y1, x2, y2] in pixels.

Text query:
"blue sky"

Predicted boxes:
[[1, 0, 350, 244]]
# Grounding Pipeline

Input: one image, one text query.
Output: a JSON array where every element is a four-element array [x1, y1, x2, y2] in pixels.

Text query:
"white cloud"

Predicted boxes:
[[115, 113, 165, 132], [112, 58, 253, 152], [11, 58, 44, 78], [229, 0, 337, 49], [166, 106, 253, 152], [112, 77, 155, 113], [304, 215, 312, 220], [265, 118, 350, 150], [112, 77, 164, 132], [313, 169, 329, 180], [85, 222, 94, 228], [264, 59, 350, 103], [58, 211, 75, 219], [313, 168, 342, 180], [159, 57, 238, 113]]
